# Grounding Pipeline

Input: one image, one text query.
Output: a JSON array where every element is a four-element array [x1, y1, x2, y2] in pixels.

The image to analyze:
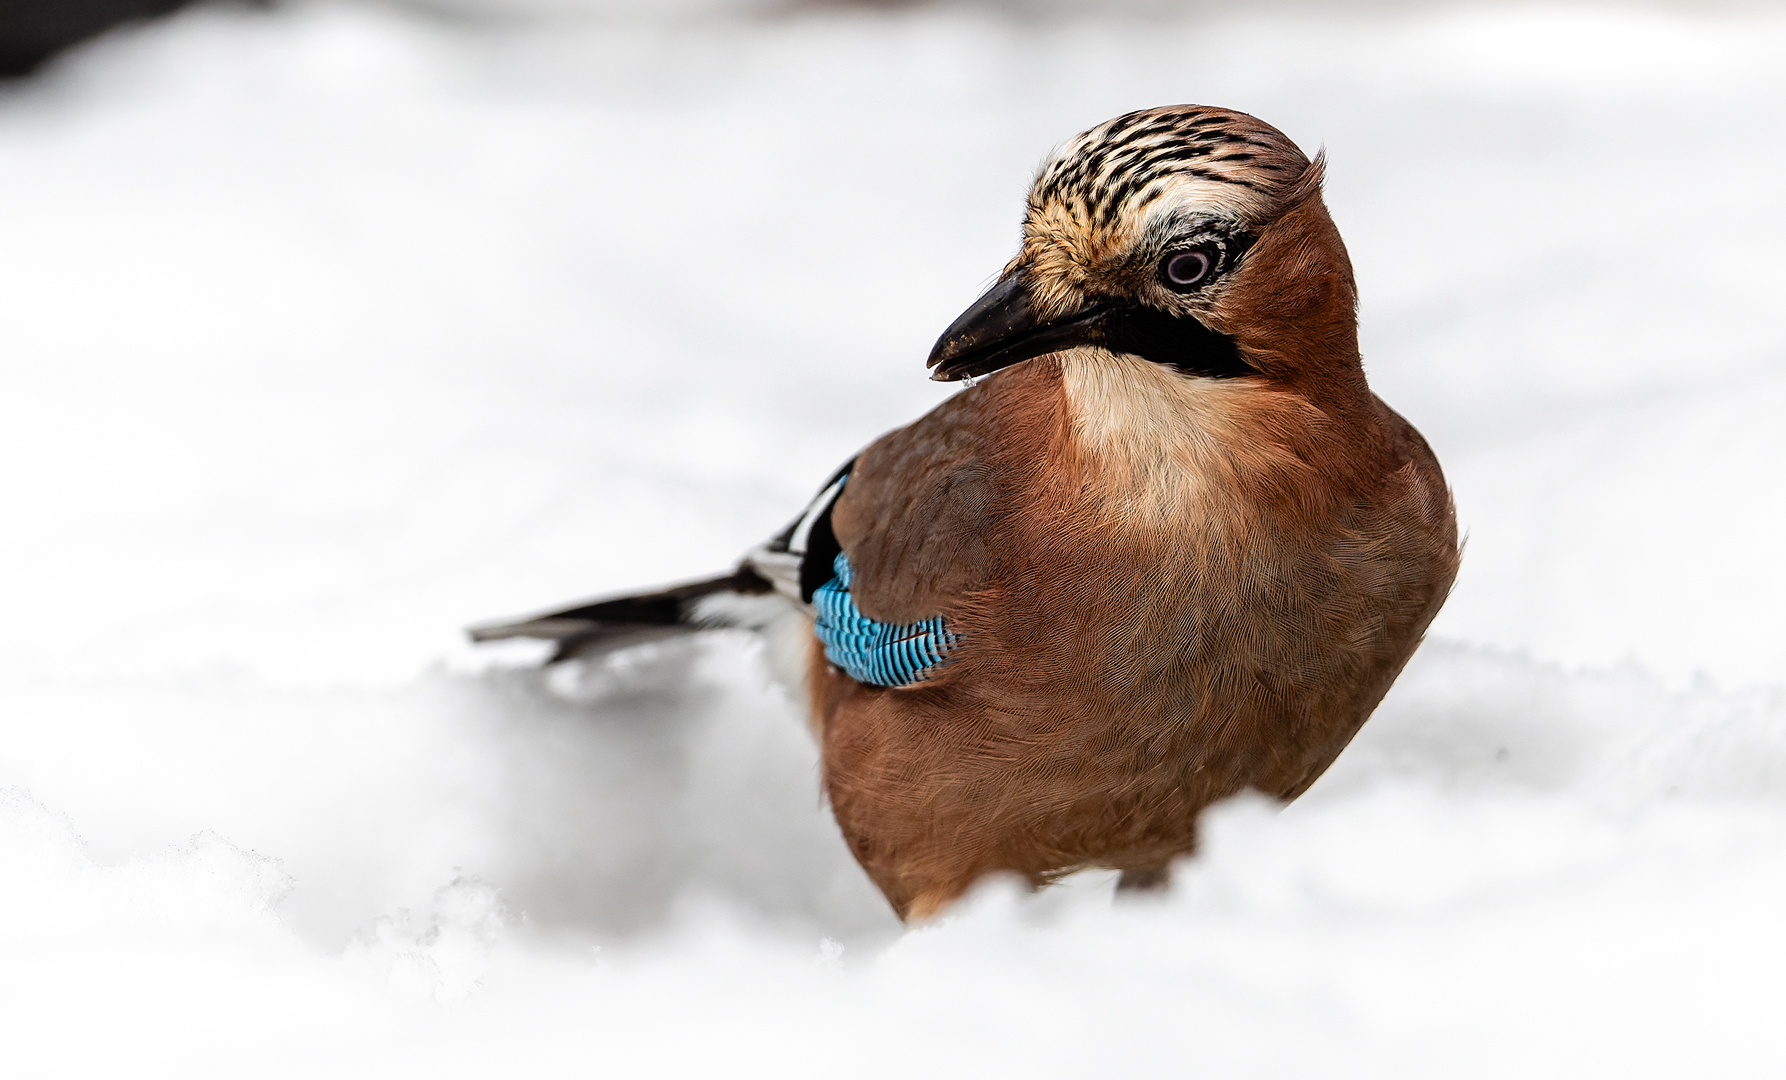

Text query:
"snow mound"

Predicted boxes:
[[1, 0, 1782, 1074]]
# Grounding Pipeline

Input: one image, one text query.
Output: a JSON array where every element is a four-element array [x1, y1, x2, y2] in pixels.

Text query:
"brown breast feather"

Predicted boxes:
[[818, 235, 1458, 923]]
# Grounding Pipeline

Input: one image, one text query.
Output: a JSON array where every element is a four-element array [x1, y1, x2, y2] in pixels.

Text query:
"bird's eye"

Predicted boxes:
[[1161, 248, 1214, 290]]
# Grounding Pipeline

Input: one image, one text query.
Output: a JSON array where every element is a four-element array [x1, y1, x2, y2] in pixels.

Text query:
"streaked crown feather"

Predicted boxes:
[[1017, 105, 1325, 320], [1031, 105, 1321, 232]]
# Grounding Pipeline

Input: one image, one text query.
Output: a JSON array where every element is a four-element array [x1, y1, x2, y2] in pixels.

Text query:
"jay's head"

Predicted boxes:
[[929, 106, 1358, 392]]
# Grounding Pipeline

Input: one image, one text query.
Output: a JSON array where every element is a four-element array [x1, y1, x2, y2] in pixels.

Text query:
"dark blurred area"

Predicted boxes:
[[3, 0, 1763, 80], [0, 0, 194, 77]]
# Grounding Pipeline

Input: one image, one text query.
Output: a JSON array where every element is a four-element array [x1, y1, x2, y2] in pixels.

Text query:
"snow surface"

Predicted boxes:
[[2, 1, 1784, 1074]]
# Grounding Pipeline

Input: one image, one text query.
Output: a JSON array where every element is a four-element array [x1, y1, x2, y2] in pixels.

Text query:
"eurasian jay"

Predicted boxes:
[[472, 105, 1460, 922]]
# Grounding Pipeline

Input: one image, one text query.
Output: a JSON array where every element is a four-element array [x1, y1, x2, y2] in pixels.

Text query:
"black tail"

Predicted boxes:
[[467, 566, 774, 663]]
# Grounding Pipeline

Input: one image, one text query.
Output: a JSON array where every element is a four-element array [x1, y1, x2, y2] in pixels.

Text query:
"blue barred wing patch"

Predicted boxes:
[[812, 552, 960, 687]]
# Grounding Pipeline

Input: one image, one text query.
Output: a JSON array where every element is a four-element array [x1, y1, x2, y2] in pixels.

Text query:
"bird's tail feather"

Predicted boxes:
[[467, 565, 776, 663]]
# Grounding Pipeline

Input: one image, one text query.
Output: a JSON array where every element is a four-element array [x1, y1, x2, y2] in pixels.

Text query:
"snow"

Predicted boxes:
[[1, 1, 1783, 1074]]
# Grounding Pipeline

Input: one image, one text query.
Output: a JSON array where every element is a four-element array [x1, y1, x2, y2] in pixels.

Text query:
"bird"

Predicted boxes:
[[470, 105, 1460, 923]]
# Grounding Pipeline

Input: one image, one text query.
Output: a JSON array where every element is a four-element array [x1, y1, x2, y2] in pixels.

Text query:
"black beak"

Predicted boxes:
[[926, 273, 1112, 382], [926, 272, 1255, 383]]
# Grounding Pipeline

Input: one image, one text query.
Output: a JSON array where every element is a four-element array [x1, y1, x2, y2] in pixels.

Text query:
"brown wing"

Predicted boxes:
[[827, 384, 1014, 625]]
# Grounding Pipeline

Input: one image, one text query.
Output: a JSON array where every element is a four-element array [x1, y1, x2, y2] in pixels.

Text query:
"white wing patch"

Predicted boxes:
[[743, 469, 850, 606]]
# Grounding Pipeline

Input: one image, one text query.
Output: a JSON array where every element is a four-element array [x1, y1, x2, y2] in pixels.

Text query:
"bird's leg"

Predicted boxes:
[[1115, 865, 1172, 893]]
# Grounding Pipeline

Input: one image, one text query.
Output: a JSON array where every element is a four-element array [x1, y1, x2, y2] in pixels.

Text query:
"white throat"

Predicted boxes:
[[1058, 349, 1312, 531]]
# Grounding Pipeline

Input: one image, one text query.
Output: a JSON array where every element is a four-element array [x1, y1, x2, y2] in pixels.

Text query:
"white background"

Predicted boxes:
[[2, 1, 1783, 1074]]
